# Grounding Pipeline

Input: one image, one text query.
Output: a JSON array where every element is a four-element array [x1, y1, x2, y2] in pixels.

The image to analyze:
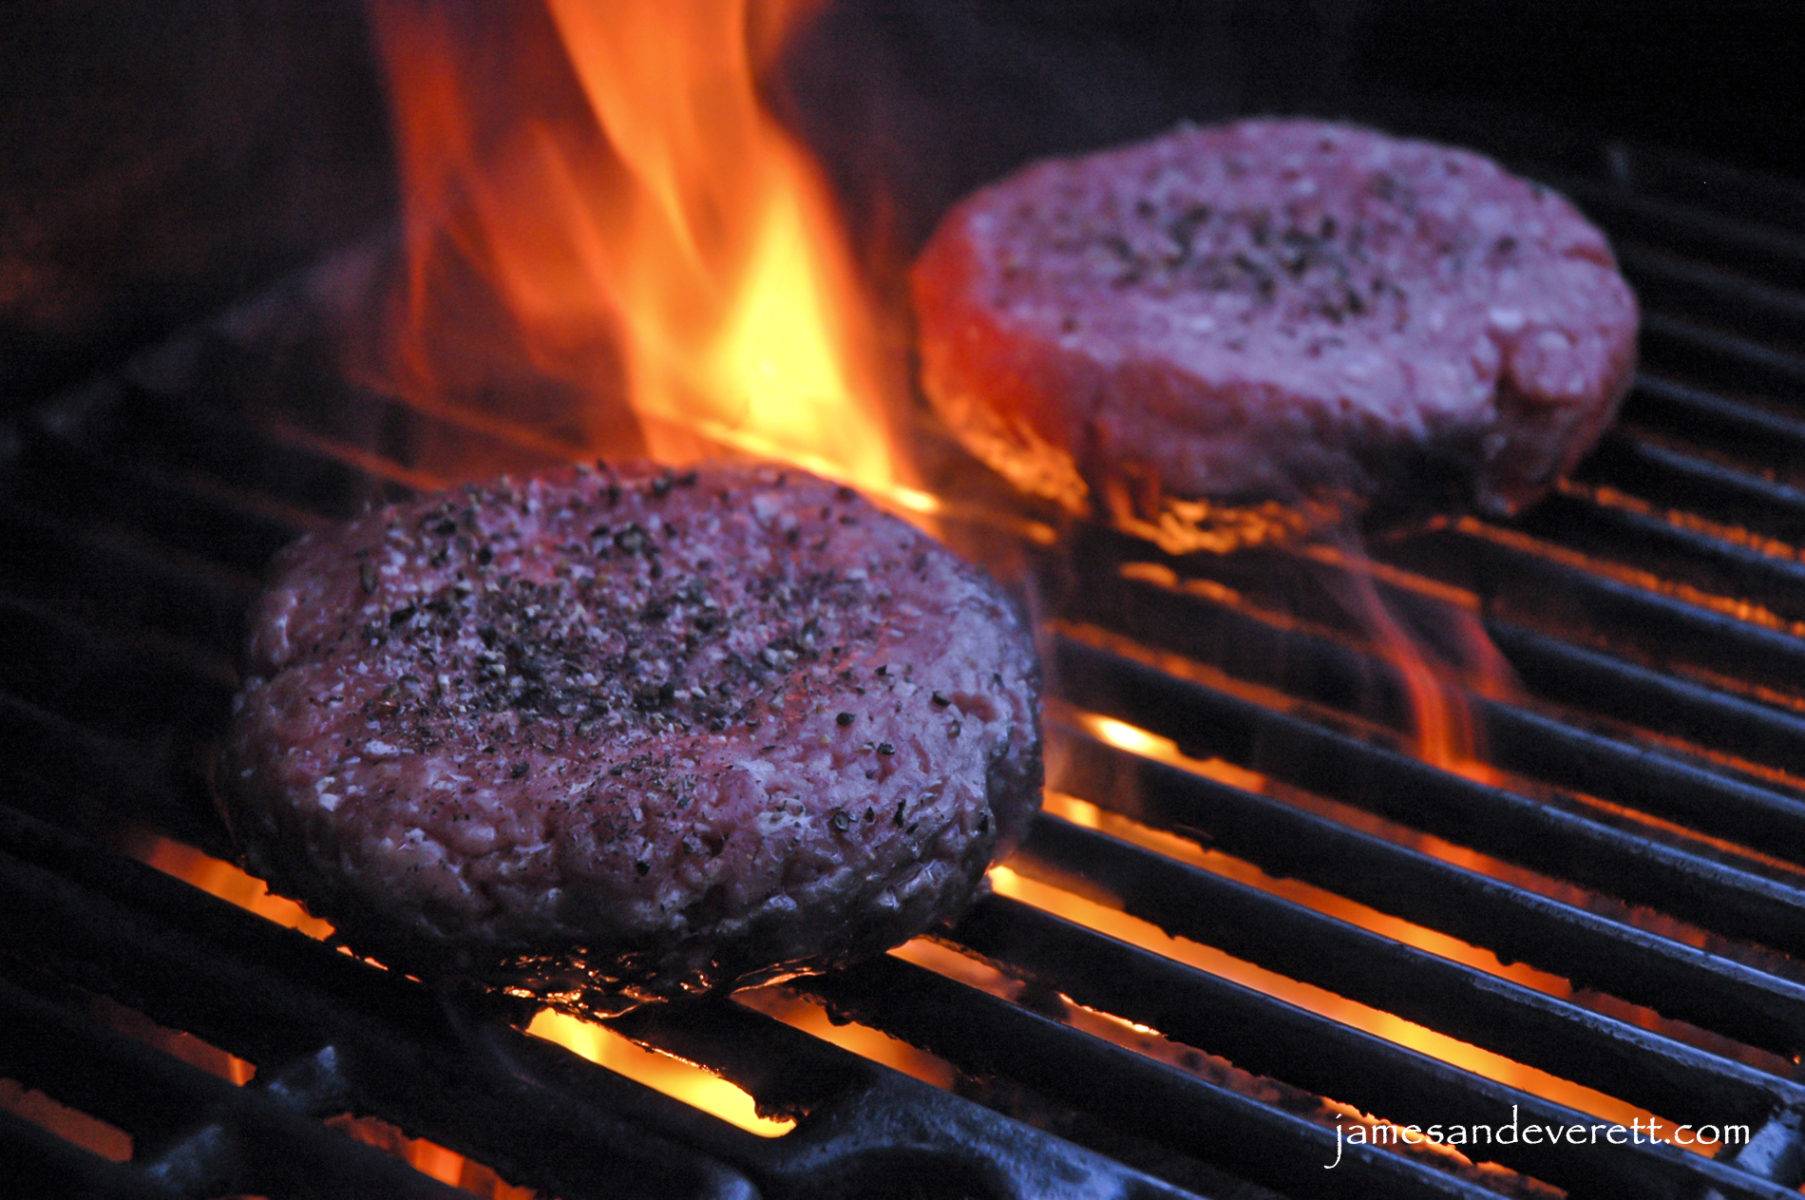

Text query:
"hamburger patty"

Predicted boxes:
[[912, 118, 1638, 541], [227, 462, 1041, 1012]]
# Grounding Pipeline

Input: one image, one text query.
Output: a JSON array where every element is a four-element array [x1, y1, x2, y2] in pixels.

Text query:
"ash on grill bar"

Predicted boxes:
[[4, 3, 1805, 1199]]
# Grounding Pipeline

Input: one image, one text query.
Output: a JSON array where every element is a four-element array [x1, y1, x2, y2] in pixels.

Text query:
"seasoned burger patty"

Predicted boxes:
[[912, 118, 1638, 540], [227, 462, 1040, 1012]]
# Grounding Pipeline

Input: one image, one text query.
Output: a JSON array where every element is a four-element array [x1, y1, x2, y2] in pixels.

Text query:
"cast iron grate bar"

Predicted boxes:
[[1004, 813, 1803, 1128], [1068, 522, 1805, 776], [1617, 242, 1805, 348], [1515, 492, 1805, 629], [1576, 430, 1805, 545], [2, 596, 235, 733], [1048, 727, 1805, 1058], [0, 802, 1194, 1200], [1053, 635, 1805, 951], [0, 1106, 175, 1200], [944, 892, 1798, 1200], [11, 426, 309, 573], [1055, 564, 1805, 855], [1626, 372, 1805, 470], [0, 973, 474, 1200], [793, 955, 1501, 1200], [1534, 172, 1805, 289], [0, 498, 251, 651], [1593, 143, 1805, 230], [1376, 525, 1805, 701], [1641, 311, 1805, 396]]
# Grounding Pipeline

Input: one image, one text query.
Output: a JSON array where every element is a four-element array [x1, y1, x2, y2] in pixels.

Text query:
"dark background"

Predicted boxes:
[[2, 0, 1799, 410]]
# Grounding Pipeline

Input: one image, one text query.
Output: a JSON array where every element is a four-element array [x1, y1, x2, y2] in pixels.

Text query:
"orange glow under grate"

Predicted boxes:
[[126, 839, 792, 1160]]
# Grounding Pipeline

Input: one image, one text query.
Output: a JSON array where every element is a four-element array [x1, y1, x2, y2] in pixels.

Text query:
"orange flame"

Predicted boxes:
[[1353, 569, 1500, 780], [367, 0, 912, 499], [1290, 541, 1519, 783]]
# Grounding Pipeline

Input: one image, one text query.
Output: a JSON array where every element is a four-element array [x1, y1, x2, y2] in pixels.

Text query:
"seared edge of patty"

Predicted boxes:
[[912, 118, 1638, 521]]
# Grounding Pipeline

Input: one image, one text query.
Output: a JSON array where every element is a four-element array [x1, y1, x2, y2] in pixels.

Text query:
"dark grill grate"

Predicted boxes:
[[6, 125, 1805, 1200]]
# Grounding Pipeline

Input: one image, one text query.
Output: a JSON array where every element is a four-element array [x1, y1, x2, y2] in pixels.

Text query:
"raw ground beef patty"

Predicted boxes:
[[912, 118, 1639, 543], [226, 462, 1041, 1012]]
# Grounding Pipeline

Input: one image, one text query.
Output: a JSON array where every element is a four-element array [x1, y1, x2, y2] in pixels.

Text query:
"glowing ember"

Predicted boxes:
[[334, 1115, 537, 1198], [525, 1010, 791, 1138], [738, 977, 957, 1088], [1041, 778, 1576, 1001], [1080, 711, 1272, 793], [137, 836, 335, 942], [368, 0, 915, 502], [1083, 714, 1169, 760], [0, 1081, 131, 1164], [984, 864, 1720, 1154], [127, 838, 788, 1157]]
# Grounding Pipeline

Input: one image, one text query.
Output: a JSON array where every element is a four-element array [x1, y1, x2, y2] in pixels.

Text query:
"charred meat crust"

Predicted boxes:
[[227, 461, 1041, 1012]]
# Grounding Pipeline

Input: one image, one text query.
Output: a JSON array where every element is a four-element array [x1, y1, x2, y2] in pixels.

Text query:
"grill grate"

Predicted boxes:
[[6, 125, 1805, 1200]]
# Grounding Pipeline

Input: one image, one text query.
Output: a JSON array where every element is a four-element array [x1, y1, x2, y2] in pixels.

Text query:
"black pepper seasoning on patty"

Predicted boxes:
[[226, 461, 1042, 1014]]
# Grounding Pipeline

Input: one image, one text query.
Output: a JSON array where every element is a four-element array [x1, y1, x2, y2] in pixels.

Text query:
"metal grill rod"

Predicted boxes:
[[1050, 729, 1805, 1059], [947, 892, 1800, 1200], [1055, 635, 1805, 949]]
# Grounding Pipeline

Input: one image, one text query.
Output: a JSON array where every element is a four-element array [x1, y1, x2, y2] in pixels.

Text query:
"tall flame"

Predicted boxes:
[[368, 0, 909, 494]]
